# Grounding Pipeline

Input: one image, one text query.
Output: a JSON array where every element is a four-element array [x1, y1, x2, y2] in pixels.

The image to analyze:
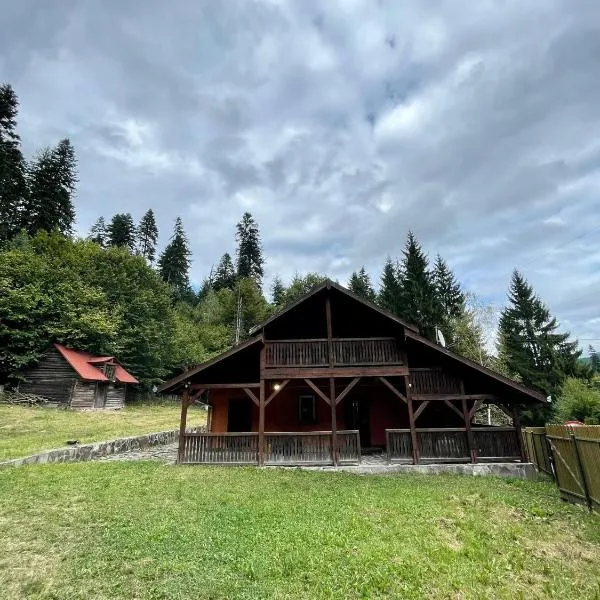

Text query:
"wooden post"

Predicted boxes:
[[462, 397, 477, 463], [330, 377, 338, 466], [511, 405, 527, 463], [177, 386, 190, 464], [405, 374, 419, 464], [258, 346, 266, 466]]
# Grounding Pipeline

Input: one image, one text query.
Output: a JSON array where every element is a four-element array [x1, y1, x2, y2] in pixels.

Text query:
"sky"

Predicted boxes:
[[1, 0, 599, 350]]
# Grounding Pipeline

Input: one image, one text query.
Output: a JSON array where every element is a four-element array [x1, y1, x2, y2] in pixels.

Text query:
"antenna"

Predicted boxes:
[[435, 327, 446, 348]]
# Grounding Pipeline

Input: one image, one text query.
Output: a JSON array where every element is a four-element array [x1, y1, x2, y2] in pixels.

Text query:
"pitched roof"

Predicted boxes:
[[54, 344, 139, 384], [248, 280, 419, 335], [404, 330, 546, 403]]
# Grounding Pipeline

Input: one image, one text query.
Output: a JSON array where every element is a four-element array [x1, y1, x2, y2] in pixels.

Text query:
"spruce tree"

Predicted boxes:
[[88, 217, 108, 248], [348, 267, 376, 302], [236, 212, 264, 285], [158, 216, 192, 300], [271, 275, 285, 306], [432, 254, 465, 341], [24, 138, 77, 236], [378, 257, 401, 314], [107, 213, 136, 251], [0, 83, 27, 241], [589, 345, 600, 373], [137, 208, 158, 263], [397, 232, 441, 339], [499, 270, 581, 423], [213, 252, 236, 291]]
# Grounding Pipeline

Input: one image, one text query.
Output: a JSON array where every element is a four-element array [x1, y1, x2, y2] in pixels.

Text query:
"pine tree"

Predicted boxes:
[[378, 257, 401, 314], [588, 345, 600, 373], [499, 270, 581, 423], [348, 267, 376, 302], [236, 212, 264, 285], [24, 138, 77, 236], [0, 83, 27, 241], [137, 209, 158, 263], [107, 213, 136, 250], [271, 275, 285, 306], [213, 252, 236, 291], [158, 216, 192, 300], [432, 254, 465, 342], [88, 217, 108, 248], [397, 231, 441, 339]]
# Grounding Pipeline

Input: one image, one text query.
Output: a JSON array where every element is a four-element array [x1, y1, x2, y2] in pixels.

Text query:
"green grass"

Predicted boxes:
[[0, 403, 205, 460], [1, 464, 599, 599]]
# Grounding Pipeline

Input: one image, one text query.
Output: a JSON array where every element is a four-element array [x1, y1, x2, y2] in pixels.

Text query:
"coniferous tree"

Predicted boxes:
[[348, 267, 376, 302], [137, 209, 159, 263], [589, 345, 600, 373], [158, 216, 192, 300], [432, 254, 465, 342], [24, 138, 77, 236], [378, 257, 401, 314], [88, 217, 108, 248], [271, 275, 285, 306], [397, 232, 441, 339], [0, 83, 27, 241], [499, 270, 582, 423], [107, 213, 136, 251], [213, 252, 237, 291], [236, 212, 264, 285]]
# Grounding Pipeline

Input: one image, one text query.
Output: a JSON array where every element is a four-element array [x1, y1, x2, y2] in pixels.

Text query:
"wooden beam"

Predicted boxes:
[[406, 374, 419, 465], [411, 393, 498, 401], [325, 292, 333, 368], [258, 347, 266, 466], [443, 399, 464, 420], [265, 380, 290, 407], [512, 405, 527, 462], [468, 400, 483, 421], [330, 377, 338, 466], [378, 376, 407, 404], [243, 387, 259, 407], [190, 383, 260, 390], [462, 394, 476, 464], [303, 378, 331, 405], [413, 400, 429, 421], [264, 366, 409, 379], [177, 387, 190, 463], [335, 377, 360, 405], [190, 387, 206, 402]]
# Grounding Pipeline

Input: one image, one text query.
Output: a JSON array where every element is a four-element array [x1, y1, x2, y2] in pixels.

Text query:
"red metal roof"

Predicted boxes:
[[54, 344, 138, 384]]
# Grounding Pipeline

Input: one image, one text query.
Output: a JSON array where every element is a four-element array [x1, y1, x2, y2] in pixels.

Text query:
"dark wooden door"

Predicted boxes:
[[228, 398, 253, 432], [345, 397, 371, 447], [95, 382, 108, 408]]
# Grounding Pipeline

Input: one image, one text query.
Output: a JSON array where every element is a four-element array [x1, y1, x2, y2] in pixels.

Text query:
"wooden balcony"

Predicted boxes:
[[264, 337, 402, 369]]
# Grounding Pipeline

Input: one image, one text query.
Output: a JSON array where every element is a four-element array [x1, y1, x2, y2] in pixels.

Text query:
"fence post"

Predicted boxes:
[[571, 431, 593, 512]]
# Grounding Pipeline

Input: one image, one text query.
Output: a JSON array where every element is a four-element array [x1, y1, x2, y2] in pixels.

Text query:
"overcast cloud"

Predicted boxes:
[[1, 0, 599, 349]]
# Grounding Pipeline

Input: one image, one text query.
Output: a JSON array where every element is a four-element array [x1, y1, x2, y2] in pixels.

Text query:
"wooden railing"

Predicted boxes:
[[179, 432, 259, 464], [386, 427, 520, 463], [265, 338, 402, 368], [409, 368, 461, 395], [179, 430, 361, 465]]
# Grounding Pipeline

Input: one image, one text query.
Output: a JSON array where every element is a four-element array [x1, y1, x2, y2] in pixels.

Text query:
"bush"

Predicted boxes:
[[553, 377, 600, 424]]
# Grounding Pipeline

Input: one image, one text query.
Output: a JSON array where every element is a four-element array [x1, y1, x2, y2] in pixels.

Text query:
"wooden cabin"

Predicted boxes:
[[160, 281, 544, 466], [19, 344, 138, 409]]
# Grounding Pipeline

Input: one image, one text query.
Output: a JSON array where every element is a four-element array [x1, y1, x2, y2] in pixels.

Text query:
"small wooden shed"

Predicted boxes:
[[19, 344, 138, 409]]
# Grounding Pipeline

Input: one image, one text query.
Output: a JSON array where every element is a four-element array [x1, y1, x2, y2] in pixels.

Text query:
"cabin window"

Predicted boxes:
[[299, 395, 317, 425], [103, 364, 116, 381]]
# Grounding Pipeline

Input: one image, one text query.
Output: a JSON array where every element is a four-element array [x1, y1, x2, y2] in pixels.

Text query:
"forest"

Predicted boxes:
[[1, 83, 598, 424]]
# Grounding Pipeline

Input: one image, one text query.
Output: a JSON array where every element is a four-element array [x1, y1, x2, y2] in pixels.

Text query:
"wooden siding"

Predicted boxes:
[[19, 347, 77, 405], [71, 381, 97, 409], [106, 383, 125, 409]]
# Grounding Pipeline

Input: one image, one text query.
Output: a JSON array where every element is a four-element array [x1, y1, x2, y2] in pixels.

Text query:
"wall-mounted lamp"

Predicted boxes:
[[273, 382, 281, 391]]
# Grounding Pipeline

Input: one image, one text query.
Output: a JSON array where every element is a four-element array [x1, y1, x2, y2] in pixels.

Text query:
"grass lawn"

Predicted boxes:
[[0, 403, 205, 460], [0, 465, 599, 599]]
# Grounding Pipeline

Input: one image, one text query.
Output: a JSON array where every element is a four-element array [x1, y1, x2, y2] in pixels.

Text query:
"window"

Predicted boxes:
[[102, 364, 116, 381], [299, 395, 317, 425]]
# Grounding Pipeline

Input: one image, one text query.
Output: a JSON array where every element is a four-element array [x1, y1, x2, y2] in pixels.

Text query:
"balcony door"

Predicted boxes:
[[345, 397, 371, 447], [228, 398, 253, 432]]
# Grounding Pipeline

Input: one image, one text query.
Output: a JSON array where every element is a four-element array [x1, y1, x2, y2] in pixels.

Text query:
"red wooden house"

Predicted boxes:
[[159, 281, 543, 465]]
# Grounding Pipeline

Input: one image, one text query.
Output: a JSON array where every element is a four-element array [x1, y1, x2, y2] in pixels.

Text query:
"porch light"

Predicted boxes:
[[273, 382, 281, 391]]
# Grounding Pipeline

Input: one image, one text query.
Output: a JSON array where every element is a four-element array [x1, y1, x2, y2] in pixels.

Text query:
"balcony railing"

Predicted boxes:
[[264, 337, 402, 368]]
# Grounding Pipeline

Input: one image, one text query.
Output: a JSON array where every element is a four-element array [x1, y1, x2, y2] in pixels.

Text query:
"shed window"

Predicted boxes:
[[299, 395, 317, 425]]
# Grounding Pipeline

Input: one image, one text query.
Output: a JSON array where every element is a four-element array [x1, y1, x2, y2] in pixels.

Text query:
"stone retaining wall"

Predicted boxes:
[[1, 429, 181, 467]]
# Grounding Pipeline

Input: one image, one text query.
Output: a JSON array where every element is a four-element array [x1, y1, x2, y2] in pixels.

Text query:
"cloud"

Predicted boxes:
[[1, 0, 600, 348]]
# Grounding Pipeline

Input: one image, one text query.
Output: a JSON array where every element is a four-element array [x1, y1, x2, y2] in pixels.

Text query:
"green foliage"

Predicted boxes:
[[589, 345, 600, 373], [213, 252, 236, 291], [87, 216, 108, 248], [432, 254, 465, 342], [158, 216, 192, 301], [378, 257, 401, 314], [0, 83, 27, 242], [236, 212, 264, 285], [107, 213, 136, 250], [279, 273, 329, 306], [348, 267, 376, 302], [23, 138, 77, 236], [553, 377, 600, 424], [499, 270, 582, 424], [136, 208, 158, 263], [271, 275, 285, 306]]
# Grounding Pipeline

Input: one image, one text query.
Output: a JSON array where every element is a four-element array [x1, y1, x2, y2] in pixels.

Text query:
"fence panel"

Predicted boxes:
[[523, 427, 553, 475], [573, 426, 600, 510], [386, 429, 413, 463], [180, 433, 258, 464]]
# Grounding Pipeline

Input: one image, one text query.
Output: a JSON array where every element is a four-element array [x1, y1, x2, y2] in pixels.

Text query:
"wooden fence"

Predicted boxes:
[[523, 425, 600, 512]]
